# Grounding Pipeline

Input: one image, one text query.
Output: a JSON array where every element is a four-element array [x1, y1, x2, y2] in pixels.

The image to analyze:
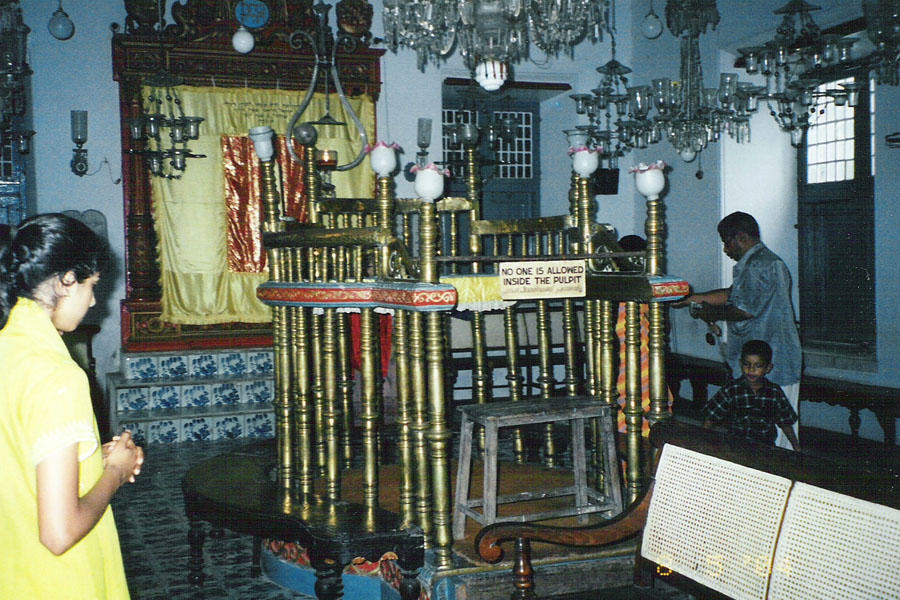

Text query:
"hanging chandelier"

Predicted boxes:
[[285, 0, 368, 172], [865, 0, 900, 86], [650, 0, 756, 161], [127, 72, 205, 179], [734, 0, 865, 147], [569, 0, 756, 163], [383, 0, 610, 90], [125, 2, 204, 179], [568, 38, 642, 169]]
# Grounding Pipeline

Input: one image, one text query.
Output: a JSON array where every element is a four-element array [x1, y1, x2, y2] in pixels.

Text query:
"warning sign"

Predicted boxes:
[[498, 260, 587, 300]]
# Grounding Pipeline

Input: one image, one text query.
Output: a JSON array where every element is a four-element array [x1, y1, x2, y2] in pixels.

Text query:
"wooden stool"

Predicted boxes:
[[452, 396, 624, 539]]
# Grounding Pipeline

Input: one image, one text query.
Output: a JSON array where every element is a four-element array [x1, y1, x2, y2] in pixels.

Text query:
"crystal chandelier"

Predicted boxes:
[[864, 0, 900, 86], [383, 0, 610, 90], [569, 0, 755, 163], [736, 1, 864, 147], [568, 38, 642, 169], [650, 0, 755, 161]]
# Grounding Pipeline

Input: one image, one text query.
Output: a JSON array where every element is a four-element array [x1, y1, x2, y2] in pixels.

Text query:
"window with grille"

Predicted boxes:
[[441, 109, 533, 179], [495, 111, 532, 179], [806, 77, 855, 183], [0, 138, 14, 180]]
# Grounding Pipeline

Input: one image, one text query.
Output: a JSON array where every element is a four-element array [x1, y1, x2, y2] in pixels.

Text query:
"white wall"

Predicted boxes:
[[22, 1, 128, 387]]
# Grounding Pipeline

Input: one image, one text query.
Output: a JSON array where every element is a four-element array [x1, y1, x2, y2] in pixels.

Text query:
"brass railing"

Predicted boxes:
[[253, 144, 679, 568]]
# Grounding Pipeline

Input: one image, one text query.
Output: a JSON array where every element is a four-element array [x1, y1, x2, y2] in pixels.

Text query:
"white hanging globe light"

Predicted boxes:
[[474, 60, 508, 92], [48, 4, 74, 41], [232, 26, 255, 54]]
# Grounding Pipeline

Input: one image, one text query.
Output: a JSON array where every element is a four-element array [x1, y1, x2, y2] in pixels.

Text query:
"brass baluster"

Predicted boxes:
[[359, 307, 380, 509], [592, 300, 619, 488], [258, 155, 292, 511], [466, 147, 490, 456], [311, 310, 326, 477], [624, 301, 643, 502], [536, 295, 555, 467], [322, 308, 342, 502], [337, 312, 354, 470], [420, 202, 452, 568], [536, 232, 556, 467], [502, 233, 526, 463], [286, 247, 315, 499], [394, 309, 416, 526], [409, 310, 432, 544], [645, 194, 670, 425], [558, 229, 580, 398]]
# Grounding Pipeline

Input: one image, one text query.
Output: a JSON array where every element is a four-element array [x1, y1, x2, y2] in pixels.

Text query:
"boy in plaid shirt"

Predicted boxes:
[[704, 340, 800, 450]]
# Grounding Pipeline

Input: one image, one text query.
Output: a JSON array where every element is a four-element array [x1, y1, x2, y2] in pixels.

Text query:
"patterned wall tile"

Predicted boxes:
[[211, 383, 240, 406], [213, 415, 244, 440], [241, 379, 274, 404], [181, 417, 213, 442], [246, 350, 274, 375], [180, 384, 211, 408], [157, 355, 189, 379], [189, 353, 218, 378], [122, 355, 159, 380], [218, 352, 248, 377], [117, 387, 150, 412], [147, 420, 181, 444], [119, 421, 147, 446], [150, 385, 180, 410], [245, 412, 275, 439]]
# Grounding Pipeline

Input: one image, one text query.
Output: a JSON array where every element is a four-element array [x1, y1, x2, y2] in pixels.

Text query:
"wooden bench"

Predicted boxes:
[[476, 419, 900, 599], [801, 375, 899, 446]]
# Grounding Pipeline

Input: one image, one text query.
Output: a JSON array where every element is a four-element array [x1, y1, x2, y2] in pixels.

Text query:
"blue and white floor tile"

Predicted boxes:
[[112, 438, 313, 599]]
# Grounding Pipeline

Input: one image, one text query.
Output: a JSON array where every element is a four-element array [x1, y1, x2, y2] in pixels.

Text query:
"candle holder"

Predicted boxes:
[[315, 149, 339, 171]]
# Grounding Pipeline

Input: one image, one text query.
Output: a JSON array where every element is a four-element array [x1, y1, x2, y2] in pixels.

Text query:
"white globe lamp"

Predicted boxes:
[[571, 149, 600, 178], [48, 4, 74, 41], [369, 142, 398, 177], [474, 60, 508, 92], [232, 26, 255, 54], [414, 165, 445, 202], [631, 161, 667, 200]]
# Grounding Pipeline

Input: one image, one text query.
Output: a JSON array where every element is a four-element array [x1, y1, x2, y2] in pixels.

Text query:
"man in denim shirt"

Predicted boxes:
[[678, 212, 802, 449]]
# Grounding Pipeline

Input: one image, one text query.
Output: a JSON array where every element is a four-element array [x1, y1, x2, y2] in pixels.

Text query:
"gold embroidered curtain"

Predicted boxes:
[[150, 86, 375, 324]]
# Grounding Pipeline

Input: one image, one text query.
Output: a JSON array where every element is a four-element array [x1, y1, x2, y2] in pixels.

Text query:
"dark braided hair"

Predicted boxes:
[[0, 214, 107, 329]]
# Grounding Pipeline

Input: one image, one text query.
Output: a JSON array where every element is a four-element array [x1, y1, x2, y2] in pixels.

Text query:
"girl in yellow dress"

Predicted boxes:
[[0, 214, 143, 598]]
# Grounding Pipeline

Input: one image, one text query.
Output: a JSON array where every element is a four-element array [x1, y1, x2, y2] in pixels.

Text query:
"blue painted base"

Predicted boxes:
[[260, 546, 402, 599]]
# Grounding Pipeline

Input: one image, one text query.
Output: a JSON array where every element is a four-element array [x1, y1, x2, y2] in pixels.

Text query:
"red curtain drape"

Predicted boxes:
[[222, 136, 308, 273]]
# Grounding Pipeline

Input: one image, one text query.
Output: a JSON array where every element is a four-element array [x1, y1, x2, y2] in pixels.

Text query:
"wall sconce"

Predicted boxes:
[[71, 109, 88, 176]]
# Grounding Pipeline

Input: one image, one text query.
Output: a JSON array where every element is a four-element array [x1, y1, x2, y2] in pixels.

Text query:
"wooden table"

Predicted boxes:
[[182, 449, 423, 600]]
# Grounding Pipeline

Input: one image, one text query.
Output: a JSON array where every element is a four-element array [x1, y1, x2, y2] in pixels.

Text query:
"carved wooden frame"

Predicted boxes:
[[111, 0, 383, 351]]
